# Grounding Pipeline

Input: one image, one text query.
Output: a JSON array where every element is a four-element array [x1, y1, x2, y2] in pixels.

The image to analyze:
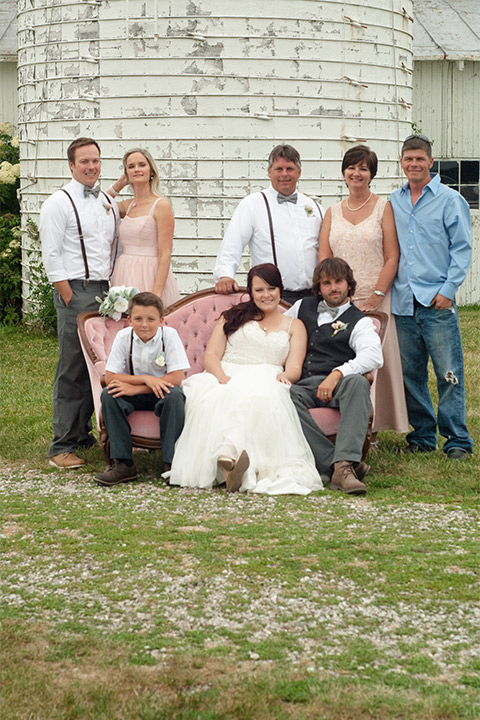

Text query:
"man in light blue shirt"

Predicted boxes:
[[390, 134, 473, 459]]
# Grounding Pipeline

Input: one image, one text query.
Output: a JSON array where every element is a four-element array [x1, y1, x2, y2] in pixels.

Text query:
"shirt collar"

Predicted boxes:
[[133, 327, 162, 345], [400, 172, 439, 196]]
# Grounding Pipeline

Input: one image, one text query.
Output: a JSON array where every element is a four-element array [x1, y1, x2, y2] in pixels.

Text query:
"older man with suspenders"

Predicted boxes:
[[214, 144, 324, 305]]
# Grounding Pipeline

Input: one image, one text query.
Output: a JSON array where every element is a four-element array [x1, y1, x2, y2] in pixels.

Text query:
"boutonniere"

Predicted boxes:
[[304, 205, 314, 217], [155, 353, 166, 367], [102, 201, 113, 214], [331, 320, 349, 337]]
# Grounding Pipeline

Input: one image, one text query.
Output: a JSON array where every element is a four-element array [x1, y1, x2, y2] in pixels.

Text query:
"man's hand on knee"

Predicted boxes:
[[316, 370, 342, 403]]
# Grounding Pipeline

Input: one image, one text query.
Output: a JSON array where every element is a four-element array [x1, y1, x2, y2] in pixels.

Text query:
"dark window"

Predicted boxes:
[[433, 159, 479, 210]]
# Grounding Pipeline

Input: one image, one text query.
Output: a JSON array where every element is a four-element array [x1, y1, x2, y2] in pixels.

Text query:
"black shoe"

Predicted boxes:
[[446, 447, 470, 460], [95, 461, 137, 486], [394, 443, 435, 454]]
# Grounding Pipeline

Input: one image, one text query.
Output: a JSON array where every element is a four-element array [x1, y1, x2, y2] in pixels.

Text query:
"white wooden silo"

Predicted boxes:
[[17, 0, 414, 295]]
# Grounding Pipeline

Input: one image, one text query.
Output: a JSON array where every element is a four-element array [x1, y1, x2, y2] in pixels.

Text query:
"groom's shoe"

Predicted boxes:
[[330, 461, 366, 496], [354, 461, 371, 481]]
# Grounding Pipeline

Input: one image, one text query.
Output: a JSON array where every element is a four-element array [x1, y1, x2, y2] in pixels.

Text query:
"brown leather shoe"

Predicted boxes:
[[330, 461, 367, 495], [49, 452, 85, 469], [355, 461, 371, 481], [95, 461, 137, 486]]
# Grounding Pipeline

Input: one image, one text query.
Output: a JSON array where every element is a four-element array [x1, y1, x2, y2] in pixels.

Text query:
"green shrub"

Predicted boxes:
[[0, 123, 21, 325], [24, 218, 57, 335], [0, 213, 22, 325], [0, 122, 20, 216]]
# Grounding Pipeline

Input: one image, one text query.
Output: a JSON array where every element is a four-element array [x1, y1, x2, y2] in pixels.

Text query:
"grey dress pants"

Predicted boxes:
[[50, 279, 108, 456], [290, 374, 371, 475]]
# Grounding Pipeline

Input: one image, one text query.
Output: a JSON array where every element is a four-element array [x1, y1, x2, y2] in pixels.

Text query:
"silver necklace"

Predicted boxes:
[[346, 192, 372, 212]]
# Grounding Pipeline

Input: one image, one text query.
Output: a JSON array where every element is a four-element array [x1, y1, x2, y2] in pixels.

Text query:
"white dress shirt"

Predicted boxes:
[[106, 326, 190, 377], [214, 184, 324, 291], [40, 178, 117, 282], [285, 300, 383, 377]]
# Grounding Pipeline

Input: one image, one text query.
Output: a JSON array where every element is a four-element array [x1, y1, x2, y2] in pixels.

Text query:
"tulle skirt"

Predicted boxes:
[[169, 362, 324, 495]]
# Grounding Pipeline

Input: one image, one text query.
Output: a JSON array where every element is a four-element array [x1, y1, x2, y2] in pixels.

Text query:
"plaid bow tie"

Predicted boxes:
[[83, 185, 100, 199], [317, 300, 339, 319], [277, 192, 297, 205]]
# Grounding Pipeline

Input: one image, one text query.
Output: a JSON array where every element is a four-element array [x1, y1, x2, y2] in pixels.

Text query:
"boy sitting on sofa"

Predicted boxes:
[[95, 292, 190, 486]]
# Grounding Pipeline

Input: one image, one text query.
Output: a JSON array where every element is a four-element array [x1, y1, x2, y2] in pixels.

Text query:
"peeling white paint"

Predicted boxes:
[[18, 0, 414, 296]]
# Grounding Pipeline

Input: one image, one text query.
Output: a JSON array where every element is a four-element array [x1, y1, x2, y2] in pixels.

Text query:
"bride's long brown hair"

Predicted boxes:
[[222, 263, 283, 338]]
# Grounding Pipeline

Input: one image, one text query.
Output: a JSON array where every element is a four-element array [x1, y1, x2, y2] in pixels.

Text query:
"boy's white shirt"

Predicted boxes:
[[105, 326, 190, 376]]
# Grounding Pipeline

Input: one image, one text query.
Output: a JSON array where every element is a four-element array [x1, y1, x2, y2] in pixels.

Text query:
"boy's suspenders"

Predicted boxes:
[[128, 327, 166, 376]]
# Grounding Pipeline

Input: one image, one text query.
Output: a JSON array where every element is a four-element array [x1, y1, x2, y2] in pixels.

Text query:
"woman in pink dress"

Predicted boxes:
[[108, 148, 180, 308], [318, 145, 408, 435]]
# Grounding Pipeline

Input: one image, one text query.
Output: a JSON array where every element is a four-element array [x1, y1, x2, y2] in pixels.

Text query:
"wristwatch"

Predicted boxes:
[[374, 290, 386, 297]]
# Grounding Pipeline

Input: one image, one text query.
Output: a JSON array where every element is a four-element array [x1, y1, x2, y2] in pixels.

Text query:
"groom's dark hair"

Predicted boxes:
[[313, 258, 356, 300]]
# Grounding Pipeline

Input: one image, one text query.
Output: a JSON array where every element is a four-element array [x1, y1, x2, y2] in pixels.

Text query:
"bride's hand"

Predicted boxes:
[[276, 372, 291, 386]]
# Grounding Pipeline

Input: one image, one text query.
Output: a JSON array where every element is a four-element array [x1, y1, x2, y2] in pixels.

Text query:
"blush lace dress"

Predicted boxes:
[[169, 321, 324, 495], [329, 197, 408, 432], [111, 198, 180, 307]]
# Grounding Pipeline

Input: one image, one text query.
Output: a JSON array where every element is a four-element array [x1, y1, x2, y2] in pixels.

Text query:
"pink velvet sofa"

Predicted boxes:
[[77, 288, 387, 462]]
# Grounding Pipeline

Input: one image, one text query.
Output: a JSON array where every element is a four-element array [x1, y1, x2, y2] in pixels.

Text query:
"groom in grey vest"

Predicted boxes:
[[286, 258, 383, 495]]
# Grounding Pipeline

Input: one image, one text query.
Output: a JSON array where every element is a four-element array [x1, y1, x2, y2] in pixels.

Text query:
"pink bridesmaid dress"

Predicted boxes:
[[111, 198, 180, 308]]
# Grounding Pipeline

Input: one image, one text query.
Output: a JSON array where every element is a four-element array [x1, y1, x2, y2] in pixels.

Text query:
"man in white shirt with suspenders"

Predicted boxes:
[[40, 137, 119, 469], [214, 144, 324, 305]]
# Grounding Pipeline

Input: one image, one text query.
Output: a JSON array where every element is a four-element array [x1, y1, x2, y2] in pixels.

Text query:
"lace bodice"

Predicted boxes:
[[222, 321, 291, 367], [329, 196, 387, 299]]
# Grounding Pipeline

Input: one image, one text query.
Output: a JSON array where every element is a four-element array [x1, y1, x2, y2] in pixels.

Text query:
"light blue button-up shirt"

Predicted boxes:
[[390, 173, 471, 315]]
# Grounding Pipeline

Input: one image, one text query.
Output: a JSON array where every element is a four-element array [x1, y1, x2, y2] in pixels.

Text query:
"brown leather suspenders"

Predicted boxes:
[[60, 189, 119, 280], [260, 192, 324, 269]]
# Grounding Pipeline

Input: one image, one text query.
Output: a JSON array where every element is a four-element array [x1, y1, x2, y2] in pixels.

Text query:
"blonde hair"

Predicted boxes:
[[122, 148, 162, 197]]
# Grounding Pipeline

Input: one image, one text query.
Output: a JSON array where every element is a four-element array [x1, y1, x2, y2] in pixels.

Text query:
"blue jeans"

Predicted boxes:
[[395, 304, 473, 454]]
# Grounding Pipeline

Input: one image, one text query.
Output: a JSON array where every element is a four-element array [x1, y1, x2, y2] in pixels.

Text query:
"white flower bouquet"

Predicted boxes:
[[96, 285, 139, 321]]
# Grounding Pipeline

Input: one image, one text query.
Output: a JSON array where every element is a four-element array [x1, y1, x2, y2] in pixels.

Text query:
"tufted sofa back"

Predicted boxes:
[[164, 290, 250, 376]]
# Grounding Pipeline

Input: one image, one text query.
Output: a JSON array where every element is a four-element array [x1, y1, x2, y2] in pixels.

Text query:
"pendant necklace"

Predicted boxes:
[[346, 192, 372, 212]]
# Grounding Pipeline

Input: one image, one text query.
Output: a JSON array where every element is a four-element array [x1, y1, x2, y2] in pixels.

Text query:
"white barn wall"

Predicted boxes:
[[413, 59, 479, 305], [17, 0, 414, 298], [0, 62, 18, 128]]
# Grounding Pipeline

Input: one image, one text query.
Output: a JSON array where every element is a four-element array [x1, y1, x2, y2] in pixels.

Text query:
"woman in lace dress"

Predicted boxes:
[[108, 148, 180, 307], [169, 264, 324, 495], [318, 145, 408, 433]]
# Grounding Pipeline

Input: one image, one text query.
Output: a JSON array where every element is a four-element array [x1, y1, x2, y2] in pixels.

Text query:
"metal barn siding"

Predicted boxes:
[[412, 61, 480, 159], [18, 0, 413, 294]]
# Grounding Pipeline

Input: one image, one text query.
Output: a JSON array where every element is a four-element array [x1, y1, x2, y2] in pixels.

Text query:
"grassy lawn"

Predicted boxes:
[[0, 307, 479, 720]]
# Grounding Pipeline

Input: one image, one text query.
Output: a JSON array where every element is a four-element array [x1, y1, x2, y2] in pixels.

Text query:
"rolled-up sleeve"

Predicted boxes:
[[335, 317, 383, 377]]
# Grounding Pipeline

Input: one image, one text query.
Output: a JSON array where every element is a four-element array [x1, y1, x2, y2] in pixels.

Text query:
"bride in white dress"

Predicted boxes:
[[169, 264, 324, 495]]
